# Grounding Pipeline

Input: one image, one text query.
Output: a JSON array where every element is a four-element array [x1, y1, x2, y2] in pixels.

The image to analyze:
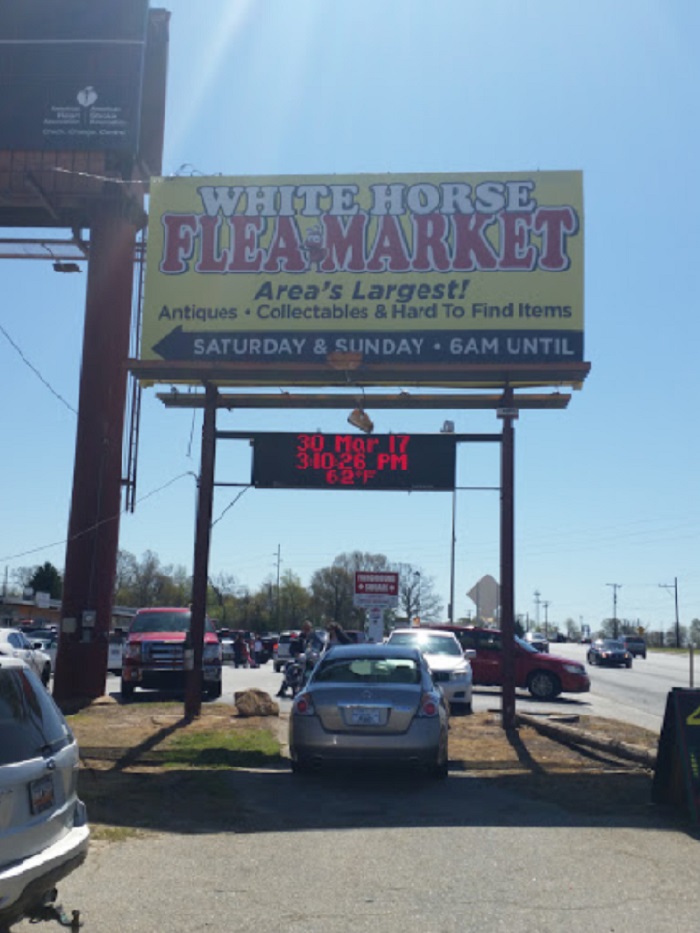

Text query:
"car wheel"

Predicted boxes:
[[625, 659, 632, 668], [588, 653, 595, 665], [206, 681, 222, 700], [41, 663, 51, 687], [527, 670, 561, 700], [121, 680, 134, 701]]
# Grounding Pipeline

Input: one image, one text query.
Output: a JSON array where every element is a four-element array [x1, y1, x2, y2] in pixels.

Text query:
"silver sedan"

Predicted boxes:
[[288, 643, 449, 777]]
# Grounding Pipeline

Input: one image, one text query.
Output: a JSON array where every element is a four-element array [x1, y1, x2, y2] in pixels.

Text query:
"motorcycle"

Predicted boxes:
[[277, 647, 321, 698]]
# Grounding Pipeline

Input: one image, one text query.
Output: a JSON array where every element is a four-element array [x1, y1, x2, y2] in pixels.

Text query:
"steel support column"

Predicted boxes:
[[185, 384, 218, 720], [500, 402, 516, 730], [54, 203, 140, 703]]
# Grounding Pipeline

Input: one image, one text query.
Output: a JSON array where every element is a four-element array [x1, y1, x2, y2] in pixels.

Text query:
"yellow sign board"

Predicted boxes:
[[141, 170, 585, 387]]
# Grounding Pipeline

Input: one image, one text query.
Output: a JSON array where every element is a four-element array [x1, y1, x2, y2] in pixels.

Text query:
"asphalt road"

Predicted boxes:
[[102, 643, 697, 731]]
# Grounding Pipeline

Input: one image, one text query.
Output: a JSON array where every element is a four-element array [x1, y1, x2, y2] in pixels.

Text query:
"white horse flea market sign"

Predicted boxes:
[[140, 170, 587, 389]]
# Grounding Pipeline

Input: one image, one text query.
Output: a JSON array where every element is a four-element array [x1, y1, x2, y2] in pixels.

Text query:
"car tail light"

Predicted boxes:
[[293, 692, 316, 716], [417, 693, 439, 717]]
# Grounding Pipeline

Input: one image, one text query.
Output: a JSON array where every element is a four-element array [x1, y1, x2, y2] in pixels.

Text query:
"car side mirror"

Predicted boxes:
[[33, 642, 42, 650], [463, 649, 476, 660]]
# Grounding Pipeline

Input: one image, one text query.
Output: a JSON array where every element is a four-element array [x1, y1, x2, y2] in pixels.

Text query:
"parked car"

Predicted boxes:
[[121, 607, 223, 700], [587, 639, 632, 668], [273, 630, 301, 672], [220, 636, 235, 662], [30, 632, 58, 671], [427, 624, 590, 700], [289, 643, 449, 777], [523, 631, 549, 653], [0, 656, 90, 929], [385, 628, 473, 713], [0, 628, 52, 686], [620, 634, 647, 659]]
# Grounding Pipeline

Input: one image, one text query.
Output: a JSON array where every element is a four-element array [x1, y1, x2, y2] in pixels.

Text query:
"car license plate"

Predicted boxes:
[[29, 774, 54, 814], [350, 707, 381, 726]]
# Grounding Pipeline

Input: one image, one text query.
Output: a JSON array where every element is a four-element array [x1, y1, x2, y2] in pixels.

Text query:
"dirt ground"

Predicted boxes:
[[67, 696, 662, 833]]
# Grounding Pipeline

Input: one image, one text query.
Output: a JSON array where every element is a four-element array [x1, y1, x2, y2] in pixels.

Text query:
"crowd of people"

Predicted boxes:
[[229, 621, 352, 670]]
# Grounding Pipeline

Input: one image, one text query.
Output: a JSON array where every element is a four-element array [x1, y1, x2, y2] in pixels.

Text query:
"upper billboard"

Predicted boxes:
[[140, 171, 585, 388], [0, 0, 149, 154]]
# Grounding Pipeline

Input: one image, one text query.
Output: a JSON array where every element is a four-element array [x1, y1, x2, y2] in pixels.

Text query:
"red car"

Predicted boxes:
[[428, 625, 590, 700]]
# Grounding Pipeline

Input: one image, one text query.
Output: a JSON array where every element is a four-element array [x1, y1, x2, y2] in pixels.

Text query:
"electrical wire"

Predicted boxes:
[[0, 322, 77, 414]]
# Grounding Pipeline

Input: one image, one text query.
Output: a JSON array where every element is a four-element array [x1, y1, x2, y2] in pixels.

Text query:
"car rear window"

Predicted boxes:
[[314, 657, 420, 684], [0, 667, 73, 765]]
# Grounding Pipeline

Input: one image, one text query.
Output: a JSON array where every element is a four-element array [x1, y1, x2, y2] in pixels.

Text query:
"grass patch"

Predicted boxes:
[[160, 727, 283, 769]]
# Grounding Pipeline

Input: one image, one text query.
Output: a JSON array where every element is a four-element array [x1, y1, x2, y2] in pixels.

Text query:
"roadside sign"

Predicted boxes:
[[652, 688, 700, 823], [366, 606, 384, 643], [353, 571, 399, 608]]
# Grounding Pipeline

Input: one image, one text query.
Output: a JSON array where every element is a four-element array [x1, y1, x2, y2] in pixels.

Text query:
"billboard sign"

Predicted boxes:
[[354, 572, 399, 609], [141, 170, 585, 387], [0, 0, 149, 153]]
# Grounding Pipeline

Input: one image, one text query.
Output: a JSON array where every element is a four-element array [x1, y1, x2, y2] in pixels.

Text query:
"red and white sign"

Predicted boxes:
[[354, 571, 399, 608]]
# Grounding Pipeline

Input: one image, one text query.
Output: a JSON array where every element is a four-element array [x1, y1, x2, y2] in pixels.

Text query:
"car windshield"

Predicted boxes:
[[389, 633, 462, 656], [601, 640, 624, 649], [130, 612, 216, 634], [313, 657, 420, 684], [0, 667, 73, 765]]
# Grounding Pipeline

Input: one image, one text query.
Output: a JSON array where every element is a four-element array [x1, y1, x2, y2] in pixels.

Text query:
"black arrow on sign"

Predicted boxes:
[[152, 326, 195, 360]]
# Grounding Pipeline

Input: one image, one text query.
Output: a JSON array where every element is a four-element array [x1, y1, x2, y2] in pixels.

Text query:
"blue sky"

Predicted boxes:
[[1, 0, 698, 635]]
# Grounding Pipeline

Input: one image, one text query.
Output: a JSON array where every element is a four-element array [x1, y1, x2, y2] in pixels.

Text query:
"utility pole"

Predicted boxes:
[[659, 577, 680, 648], [534, 591, 541, 631], [448, 489, 456, 624], [274, 544, 281, 631], [542, 600, 550, 638], [606, 583, 622, 639]]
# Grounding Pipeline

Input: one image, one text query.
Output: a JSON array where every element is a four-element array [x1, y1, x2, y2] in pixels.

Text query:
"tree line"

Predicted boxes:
[[11, 550, 443, 634]]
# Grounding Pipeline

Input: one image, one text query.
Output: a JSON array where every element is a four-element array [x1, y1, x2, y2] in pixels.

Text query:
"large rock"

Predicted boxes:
[[234, 688, 280, 717]]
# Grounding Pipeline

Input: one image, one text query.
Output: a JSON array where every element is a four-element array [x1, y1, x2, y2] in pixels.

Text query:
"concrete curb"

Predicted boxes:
[[516, 712, 657, 769]]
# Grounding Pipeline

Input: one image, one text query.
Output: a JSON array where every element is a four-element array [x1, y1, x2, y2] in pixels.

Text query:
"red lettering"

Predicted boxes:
[[451, 214, 499, 270], [195, 215, 228, 272], [319, 214, 368, 272], [366, 216, 411, 272], [499, 212, 537, 270], [160, 214, 197, 273], [411, 214, 451, 271], [226, 216, 264, 272], [262, 216, 307, 272], [533, 207, 578, 270]]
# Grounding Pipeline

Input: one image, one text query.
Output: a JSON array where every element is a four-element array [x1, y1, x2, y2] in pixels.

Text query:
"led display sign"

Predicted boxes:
[[251, 433, 456, 491]]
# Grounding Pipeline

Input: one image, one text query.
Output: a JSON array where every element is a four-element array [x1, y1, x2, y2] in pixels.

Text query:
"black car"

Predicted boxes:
[[587, 639, 632, 668]]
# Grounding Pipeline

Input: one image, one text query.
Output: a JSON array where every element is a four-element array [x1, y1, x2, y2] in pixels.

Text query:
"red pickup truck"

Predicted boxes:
[[121, 607, 223, 700]]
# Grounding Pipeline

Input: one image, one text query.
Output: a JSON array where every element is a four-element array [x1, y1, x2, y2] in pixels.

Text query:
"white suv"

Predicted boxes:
[[0, 657, 90, 928]]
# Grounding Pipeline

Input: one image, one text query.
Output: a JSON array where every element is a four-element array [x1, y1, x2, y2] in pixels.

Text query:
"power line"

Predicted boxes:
[[0, 322, 77, 414]]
